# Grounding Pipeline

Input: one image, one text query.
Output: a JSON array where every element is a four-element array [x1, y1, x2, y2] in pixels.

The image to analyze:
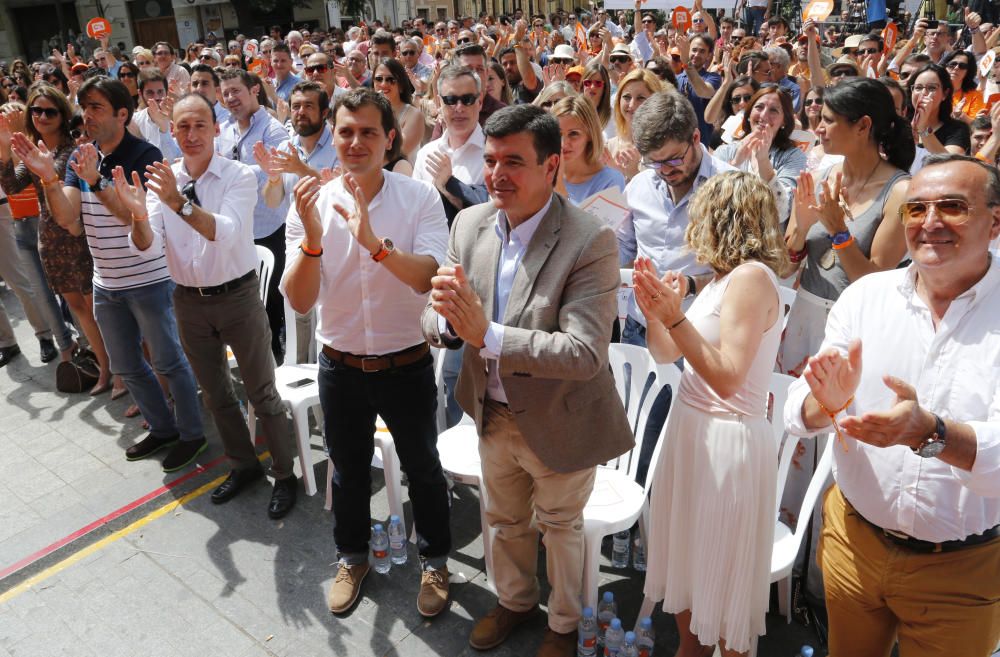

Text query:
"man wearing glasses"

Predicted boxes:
[[618, 91, 733, 347], [399, 38, 432, 86], [301, 52, 348, 108], [152, 42, 190, 90], [784, 154, 1000, 657]]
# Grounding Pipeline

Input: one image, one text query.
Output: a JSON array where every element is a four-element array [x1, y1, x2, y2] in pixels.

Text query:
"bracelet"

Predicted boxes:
[[788, 246, 807, 263], [831, 235, 855, 250], [41, 175, 60, 187], [667, 315, 687, 330], [815, 394, 853, 453], [299, 242, 323, 257]]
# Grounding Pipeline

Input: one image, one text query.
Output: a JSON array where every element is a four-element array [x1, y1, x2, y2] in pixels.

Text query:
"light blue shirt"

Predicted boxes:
[[274, 73, 302, 102], [565, 166, 626, 206], [279, 125, 340, 198], [214, 101, 231, 125], [217, 106, 291, 239], [618, 145, 733, 324]]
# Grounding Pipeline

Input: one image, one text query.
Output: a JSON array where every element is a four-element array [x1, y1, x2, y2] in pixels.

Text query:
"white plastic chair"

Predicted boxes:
[[584, 358, 680, 610], [618, 268, 634, 323], [228, 246, 274, 369], [607, 343, 659, 438], [778, 286, 797, 332]]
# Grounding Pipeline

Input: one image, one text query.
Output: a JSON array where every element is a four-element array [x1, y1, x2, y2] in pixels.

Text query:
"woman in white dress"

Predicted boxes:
[[633, 170, 790, 657]]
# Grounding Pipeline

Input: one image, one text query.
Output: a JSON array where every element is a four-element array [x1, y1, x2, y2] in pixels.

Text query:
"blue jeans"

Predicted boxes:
[[744, 6, 767, 35], [11, 216, 73, 350], [442, 345, 465, 429], [622, 316, 672, 488], [93, 280, 204, 442]]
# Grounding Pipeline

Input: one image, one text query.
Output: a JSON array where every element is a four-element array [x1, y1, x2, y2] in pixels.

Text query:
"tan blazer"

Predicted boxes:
[[422, 194, 632, 473]]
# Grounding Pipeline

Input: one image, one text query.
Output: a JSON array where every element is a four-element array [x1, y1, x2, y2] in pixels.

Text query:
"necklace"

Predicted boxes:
[[838, 158, 882, 222]]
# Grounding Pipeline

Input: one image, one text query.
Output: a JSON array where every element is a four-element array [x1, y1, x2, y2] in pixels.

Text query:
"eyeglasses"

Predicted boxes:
[[642, 19, 655, 24], [29, 106, 59, 119], [550, 58, 574, 65], [946, 60, 970, 71], [610, 56, 631, 64], [440, 93, 478, 106], [641, 141, 692, 169], [730, 93, 753, 104], [582, 79, 605, 89], [305, 64, 328, 73], [400, 50, 418, 56], [374, 75, 396, 84], [803, 97, 823, 107], [693, 17, 705, 23], [899, 198, 978, 226], [858, 47, 879, 55], [912, 84, 941, 93], [199, 54, 216, 60], [457, 37, 472, 44], [533, 22, 544, 27], [899, 70, 913, 80]]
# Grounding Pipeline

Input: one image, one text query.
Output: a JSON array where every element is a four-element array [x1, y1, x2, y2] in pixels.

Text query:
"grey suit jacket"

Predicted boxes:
[[421, 194, 633, 473]]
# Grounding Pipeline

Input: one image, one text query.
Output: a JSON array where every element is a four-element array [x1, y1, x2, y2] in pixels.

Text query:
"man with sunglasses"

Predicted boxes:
[[399, 38, 432, 87], [784, 154, 1000, 657], [301, 52, 348, 109], [117, 92, 298, 519]]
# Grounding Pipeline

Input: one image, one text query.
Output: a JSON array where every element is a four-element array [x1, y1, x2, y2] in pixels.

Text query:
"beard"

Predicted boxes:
[[295, 119, 323, 137]]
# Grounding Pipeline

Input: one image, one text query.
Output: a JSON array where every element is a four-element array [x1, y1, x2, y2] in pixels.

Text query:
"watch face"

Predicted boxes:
[[383, 238, 394, 250], [918, 438, 946, 458]]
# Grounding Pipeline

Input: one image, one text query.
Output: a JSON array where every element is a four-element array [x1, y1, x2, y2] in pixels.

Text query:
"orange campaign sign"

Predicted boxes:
[[247, 59, 267, 76], [86, 17, 112, 39], [881, 21, 898, 51], [802, 0, 835, 22], [672, 6, 692, 32]]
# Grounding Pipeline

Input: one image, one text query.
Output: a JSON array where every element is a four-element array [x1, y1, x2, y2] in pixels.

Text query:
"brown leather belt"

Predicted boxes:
[[849, 499, 1000, 553], [322, 342, 429, 373]]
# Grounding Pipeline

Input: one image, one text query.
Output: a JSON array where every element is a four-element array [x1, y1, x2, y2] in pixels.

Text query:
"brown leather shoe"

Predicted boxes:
[[469, 603, 539, 650], [535, 628, 578, 657], [327, 561, 370, 614], [417, 566, 450, 618]]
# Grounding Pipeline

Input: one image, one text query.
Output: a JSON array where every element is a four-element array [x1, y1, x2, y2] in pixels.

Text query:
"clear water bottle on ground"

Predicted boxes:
[[577, 606, 598, 657], [371, 523, 391, 574], [388, 515, 407, 565], [603, 618, 625, 657], [796, 647, 814, 657], [632, 532, 646, 571], [611, 530, 630, 568], [597, 591, 617, 645], [636, 616, 655, 657], [620, 631, 639, 657]]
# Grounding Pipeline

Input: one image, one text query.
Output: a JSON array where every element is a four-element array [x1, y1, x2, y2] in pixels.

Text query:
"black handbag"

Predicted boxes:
[[55, 347, 100, 393]]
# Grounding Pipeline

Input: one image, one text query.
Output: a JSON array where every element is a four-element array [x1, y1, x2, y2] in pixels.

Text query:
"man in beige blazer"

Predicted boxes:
[[422, 104, 632, 657]]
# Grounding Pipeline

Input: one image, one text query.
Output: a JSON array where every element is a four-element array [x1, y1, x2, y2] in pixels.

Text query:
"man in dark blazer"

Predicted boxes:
[[422, 104, 632, 657]]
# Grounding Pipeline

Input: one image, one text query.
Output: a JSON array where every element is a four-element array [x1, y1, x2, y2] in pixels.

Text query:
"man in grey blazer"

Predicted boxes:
[[422, 105, 632, 657]]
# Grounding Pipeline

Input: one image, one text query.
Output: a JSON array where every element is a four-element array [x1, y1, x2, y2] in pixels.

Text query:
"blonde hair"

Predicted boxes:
[[613, 69, 664, 138], [533, 81, 575, 109], [551, 94, 604, 167], [686, 171, 791, 276], [134, 48, 154, 65]]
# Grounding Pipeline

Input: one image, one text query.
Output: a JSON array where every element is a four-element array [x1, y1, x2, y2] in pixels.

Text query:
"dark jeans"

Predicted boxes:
[[318, 349, 451, 565], [254, 225, 285, 364], [622, 316, 672, 488]]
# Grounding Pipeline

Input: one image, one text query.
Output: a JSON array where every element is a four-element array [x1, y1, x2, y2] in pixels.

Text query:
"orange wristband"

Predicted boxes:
[[299, 241, 322, 257], [831, 235, 855, 250]]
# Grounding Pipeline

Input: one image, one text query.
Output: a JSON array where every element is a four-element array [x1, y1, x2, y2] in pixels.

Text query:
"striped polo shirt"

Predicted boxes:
[[65, 132, 170, 290]]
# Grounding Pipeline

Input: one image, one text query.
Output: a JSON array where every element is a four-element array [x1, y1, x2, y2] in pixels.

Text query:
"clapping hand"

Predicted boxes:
[[632, 256, 683, 327], [111, 165, 147, 220], [68, 142, 101, 186], [271, 146, 309, 177], [333, 173, 379, 253], [292, 175, 324, 245], [144, 159, 185, 210], [804, 339, 863, 450], [839, 374, 936, 450], [253, 142, 281, 179], [11, 132, 58, 181], [425, 150, 453, 190], [430, 264, 488, 348]]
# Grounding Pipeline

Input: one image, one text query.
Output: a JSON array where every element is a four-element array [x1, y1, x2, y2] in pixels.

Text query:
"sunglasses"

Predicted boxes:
[[582, 79, 605, 89], [803, 98, 823, 107], [441, 93, 478, 106], [540, 100, 555, 109], [199, 54, 216, 60], [610, 56, 631, 64], [401, 50, 418, 56], [899, 198, 978, 226], [730, 94, 753, 104], [830, 68, 854, 78], [457, 37, 472, 44], [642, 19, 655, 24], [858, 47, 879, 55], [305, 64, 328, 73], [641, 141, 692, 169], [551, 58, 574, 65], [119, 71, 137, 79], [946, 60, 970, 70], [374, 75, 396, 84], [29, 106, 59, 119]]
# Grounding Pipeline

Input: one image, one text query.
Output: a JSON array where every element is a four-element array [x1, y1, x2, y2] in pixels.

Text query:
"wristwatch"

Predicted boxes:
[[828, 229, 852, 246], [92, 175, 112, 192], [912, 413, 947, 458], [371, 237, 395, 262], [179, 199, 195, 217]]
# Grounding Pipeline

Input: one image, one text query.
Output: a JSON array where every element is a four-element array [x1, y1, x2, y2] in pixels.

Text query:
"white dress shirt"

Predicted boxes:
[[784, 258, 1000, 543], [280, 171, 448, 355], [413, 124, 486, 188], [129, 154, 259, 288], [131, 108, 181, 161]]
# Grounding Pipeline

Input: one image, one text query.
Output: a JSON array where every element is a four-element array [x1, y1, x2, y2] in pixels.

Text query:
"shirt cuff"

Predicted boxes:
[[784, 376, 817, 437], [480, 321, 504, 360], [952, 421, 1000, 498]]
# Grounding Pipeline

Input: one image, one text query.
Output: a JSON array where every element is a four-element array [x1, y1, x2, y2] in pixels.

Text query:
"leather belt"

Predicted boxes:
[[178, 270, 256, 297], [322, 342, 429, 373], [852, 503, 1000, 553]]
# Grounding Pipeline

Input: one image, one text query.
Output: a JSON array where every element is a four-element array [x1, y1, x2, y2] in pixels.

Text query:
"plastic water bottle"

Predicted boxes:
[[620, 631, 639, 657], [388, 515, 407, 565], [371, 524, 391, 574], [635, 617, 655, 657], [597, 591, 617, 644], [632, 533, 646, 571], [577, 606, 598, 657], [603, 618, 625, 657], [796, 647, 814, 657], [611, 530, 630, 568]]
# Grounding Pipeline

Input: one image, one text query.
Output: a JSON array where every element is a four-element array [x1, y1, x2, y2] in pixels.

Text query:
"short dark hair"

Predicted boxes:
[[860, 33, 884, 51], [334, 87, 397, 139], [218, 67, 256, 91], [291, 79, 330, 113], [190, 63, 219, 86], [153, 42, 174, 55], [455, 43, 486, 59], [272, 42, 292, 57], [372, 32, 396, 48], [174, 92, 217, 123], [972, 115, 992, 132], [497, 46, 516, 60], [138, 68, 166, 93], [483, 104, 561, 164], [78, 76, 135, 126], [922, 153, 1000, 206]]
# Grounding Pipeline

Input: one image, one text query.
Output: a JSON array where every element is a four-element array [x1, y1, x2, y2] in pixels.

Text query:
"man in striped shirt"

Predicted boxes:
[[18, 76, 207, 472]]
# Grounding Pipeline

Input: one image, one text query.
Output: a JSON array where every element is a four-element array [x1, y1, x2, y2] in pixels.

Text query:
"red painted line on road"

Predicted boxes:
[[0, 453, 230, 581]]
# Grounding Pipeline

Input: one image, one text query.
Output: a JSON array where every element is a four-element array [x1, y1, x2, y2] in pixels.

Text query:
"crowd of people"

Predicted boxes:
[[0, 3, 999, 656]]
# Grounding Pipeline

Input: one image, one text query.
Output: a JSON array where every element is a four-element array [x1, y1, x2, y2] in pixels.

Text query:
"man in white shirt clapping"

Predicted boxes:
[[784, 154, 1000, 656], [116, 93, 298, 520]]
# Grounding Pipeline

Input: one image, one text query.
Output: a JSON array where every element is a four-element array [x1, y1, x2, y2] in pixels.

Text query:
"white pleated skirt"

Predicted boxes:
[[643, 399, 777, 654]]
